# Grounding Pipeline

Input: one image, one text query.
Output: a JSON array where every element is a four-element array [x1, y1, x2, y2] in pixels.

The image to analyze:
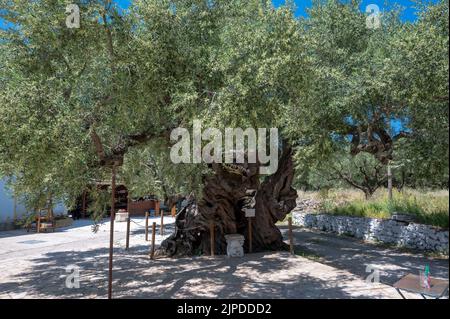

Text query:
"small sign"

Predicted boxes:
[[244, 208, 255, 218]]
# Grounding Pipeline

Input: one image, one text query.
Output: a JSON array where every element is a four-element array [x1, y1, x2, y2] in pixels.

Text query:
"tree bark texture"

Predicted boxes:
[[155, 146, 298, 257]]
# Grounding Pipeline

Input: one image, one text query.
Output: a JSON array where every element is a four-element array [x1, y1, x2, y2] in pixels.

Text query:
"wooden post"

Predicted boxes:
[[171, 205, 176, 217], [155, 201, 160, 217], [125, 217, 130, 250], [145, 211, 149, 241], [108, 164, 117, 299], [13, 191, 17, 221], [288, 217, 294, 255], [150, 222, 156, 259], [126, 194, 131, 250], [210, 221, 215, 257], [248, 217, 253, 253], [160, 210, 164, 236]]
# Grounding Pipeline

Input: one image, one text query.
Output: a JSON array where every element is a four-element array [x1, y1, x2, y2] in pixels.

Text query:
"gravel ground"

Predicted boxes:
[[0, 218, 447, 299]]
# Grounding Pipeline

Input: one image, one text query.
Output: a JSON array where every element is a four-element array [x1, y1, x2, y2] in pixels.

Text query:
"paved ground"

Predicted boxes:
[[280, 226, 449, 286], [0, 218, 448, 299]]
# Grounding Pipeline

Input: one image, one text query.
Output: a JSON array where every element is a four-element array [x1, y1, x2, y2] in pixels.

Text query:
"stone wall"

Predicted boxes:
[[292, 212, 449, 254]]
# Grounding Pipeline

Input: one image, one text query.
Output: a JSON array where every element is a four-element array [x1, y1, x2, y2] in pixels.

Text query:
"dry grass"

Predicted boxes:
[[297, 188, 449, 228]]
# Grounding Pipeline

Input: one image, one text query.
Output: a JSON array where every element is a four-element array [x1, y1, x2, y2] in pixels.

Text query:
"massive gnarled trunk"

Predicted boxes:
[[155, 146, 297, 257]]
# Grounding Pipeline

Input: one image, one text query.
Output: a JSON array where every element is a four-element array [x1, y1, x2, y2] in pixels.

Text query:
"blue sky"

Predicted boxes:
[[116, 0, 423, 21], [0, 0, 428, 29], [272, 0, 422, 21]]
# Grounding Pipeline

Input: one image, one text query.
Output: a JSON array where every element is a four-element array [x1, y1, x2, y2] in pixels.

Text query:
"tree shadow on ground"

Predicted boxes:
[[129, 222, 176, 237], [0, 219, 106, 240], [279, 226, 449, 287], [0, 242, 387, 299]]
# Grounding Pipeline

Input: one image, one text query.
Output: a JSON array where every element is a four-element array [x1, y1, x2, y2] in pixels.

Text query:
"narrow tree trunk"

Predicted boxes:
[[386, 117, 394, 202], [108, 164, 116, 299], [156, 146, 298, 257], [82, 190, 87, 219], [387, 163, 393, 201], [13, 191, 17, 220]]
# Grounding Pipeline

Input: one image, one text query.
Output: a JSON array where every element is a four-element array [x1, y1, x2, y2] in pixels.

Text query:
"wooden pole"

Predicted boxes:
[[150, 222, 156, 259], [248, 217, 253, 253], [145, 211, 149, 241], [171, 205, 176, 217], [210, 221, 215, 257], [13, 191, 17, 221], [155, 201, 160, 217], [288, 217, 294, 255], [108, 164, 117, 299], [160, 210, 164, 236], [126, 193, 130, 250], [125, 217, 131, 250]]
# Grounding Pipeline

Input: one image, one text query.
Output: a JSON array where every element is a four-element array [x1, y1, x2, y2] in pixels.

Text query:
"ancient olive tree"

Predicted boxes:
[[1, 0, 304, 255]]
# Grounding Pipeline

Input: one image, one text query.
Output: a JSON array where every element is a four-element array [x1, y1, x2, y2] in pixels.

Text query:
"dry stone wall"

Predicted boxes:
[[292, 212, 449, 254]]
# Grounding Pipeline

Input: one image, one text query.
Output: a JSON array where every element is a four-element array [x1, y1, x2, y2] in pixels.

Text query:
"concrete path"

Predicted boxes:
[[0, 219, 447, 299], [0, 217, 174, 299]]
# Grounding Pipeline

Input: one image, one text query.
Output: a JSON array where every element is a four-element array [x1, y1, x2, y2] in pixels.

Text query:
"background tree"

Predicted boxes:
[[285, 0, 448, 196], [391, 0, 449, 189]]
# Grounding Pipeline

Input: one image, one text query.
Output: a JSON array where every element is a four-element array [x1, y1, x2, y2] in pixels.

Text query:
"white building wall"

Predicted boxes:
[[0, 179, 27, 223], [0, 179, 67, 224]]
